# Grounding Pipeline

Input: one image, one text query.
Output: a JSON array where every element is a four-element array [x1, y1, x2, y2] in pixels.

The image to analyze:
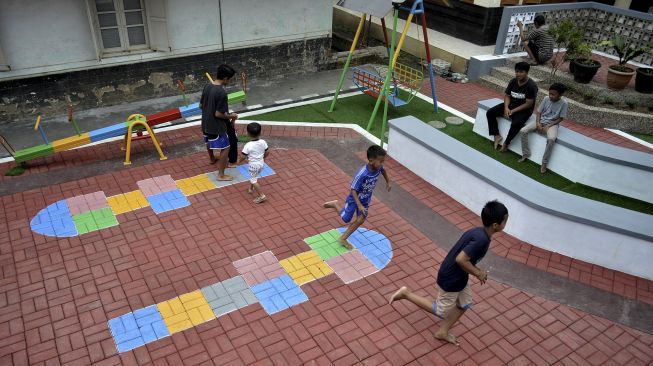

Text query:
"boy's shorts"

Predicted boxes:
[[339, 200, 369, 223], [204, 134, 229, 150], [432, 284, 473, 319], [248, 163, 263, 184]]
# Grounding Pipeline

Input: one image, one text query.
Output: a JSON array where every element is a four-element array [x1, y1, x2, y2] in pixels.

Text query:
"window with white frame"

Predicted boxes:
[[94, 0, 149, 52]]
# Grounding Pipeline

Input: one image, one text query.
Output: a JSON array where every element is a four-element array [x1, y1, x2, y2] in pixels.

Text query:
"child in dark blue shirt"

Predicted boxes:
[[389, 200, 508, 345], [323, 145, 391, 249]]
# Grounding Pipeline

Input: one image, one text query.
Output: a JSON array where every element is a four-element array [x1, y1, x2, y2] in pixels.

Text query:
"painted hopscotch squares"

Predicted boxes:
[[304, 229, 349, 261], [137, 175, 178, 197], [250, 274, 309, 315], [338, 228, 392, 270], [176, 174, 216, 196], [201, 276, 258, 316], [279, 250, 333, 286], [326, 250, 377, 284], [233, 251, 287, 287], [30, 199, 77, 237], [147, 189, 190, 214], [66, 191, 109, 216], [108, 305, 169, 353], [72, 207, 119, 235], [107, 190, 150, 215], [236, 163, 276, 180], [207, 167, 248, 188], [157, 290, 215, 334]]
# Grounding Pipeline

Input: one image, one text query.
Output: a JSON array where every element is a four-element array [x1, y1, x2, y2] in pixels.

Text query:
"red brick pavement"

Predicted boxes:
[[429, 73, 653, 154], [0, 128, 652, 365]]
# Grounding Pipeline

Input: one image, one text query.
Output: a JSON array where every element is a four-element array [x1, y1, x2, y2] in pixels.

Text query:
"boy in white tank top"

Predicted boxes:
[[239, 122, 269, 204]]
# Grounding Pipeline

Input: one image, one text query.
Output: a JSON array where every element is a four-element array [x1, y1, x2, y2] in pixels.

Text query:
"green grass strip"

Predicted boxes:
[[628, 132, 653, 145], [244, 94, 653, 215]]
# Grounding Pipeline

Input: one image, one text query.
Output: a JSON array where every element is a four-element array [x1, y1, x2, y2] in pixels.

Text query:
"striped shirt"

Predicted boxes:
[[346, 164, 384, 207], [527, 25, 554, 62]]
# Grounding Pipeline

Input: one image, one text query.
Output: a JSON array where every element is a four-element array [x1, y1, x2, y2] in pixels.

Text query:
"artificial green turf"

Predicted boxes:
[[4, 165, 26, 176], [244, 94, 653, 215], [629, 132, 653, 144]]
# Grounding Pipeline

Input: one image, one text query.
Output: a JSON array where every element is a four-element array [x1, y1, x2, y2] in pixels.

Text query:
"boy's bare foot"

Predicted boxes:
[[323, 200, 338, 209], [518, 156, 528, 163], [540, 164, 547, 174], [254, 195, 267, 204], [389, 286, 408, 304], [209, 157, 218, 165], [338, 237, 354, 250], [216, 175, 234, 181], [227, 163, 238, 168], [247, 187, 254, 194], [493, 136, 503, 150], [499, 144, 508, 152], [435, 332, 459, 346]]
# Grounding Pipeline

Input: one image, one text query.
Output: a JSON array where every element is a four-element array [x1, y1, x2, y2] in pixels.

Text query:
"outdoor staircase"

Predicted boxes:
[[477, 57, 653, 134]]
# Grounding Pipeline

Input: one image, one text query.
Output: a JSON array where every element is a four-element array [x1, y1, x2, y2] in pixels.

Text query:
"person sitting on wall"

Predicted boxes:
[[517, 14, 554, 66], [486, 61, 538, 152]]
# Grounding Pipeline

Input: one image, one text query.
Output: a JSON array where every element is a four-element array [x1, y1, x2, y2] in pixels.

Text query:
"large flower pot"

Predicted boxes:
[[635, 67, 653, 94], [571, 59, 601, 84], [606, 65, 635, 90]]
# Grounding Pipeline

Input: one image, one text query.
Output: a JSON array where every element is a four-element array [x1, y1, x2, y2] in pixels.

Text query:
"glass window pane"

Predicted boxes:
[[98, 13, 118, 27], [101, 28, 122, 48], [127, 26, 146, 46], [95, 0, 115, 12], [125, 11, 143, 26], [123, 0, 141, 10]]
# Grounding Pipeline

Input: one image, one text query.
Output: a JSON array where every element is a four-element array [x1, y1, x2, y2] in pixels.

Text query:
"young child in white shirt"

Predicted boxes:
[[239, 122, 269, 204]]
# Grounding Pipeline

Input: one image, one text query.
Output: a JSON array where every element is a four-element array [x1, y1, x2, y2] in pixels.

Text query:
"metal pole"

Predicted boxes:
[[420, 12, 438, 112], [367, 8, 398, 133], [328, 13, 367, 112]]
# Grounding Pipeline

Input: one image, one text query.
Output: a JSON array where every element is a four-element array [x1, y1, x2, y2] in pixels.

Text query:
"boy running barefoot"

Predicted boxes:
[[389, 201, 509, 345], [323, 145, 391, 250]]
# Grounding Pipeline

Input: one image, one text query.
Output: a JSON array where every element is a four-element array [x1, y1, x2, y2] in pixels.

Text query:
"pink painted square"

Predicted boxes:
[[326, 250, 377, 284], [137, 175, 177, 197], [66, 191, 108, 215], [233, 251, 286, 287]]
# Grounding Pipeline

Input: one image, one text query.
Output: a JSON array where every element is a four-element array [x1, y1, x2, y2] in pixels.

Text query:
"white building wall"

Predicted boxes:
[[0, 0, 332, 78]]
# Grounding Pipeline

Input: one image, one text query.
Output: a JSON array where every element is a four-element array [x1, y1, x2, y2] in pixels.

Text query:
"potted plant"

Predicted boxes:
[[635, 67, 653, 94], [599, 32, 650, 90], [547, 20, 584, 79], [570, 44, 601, 84]]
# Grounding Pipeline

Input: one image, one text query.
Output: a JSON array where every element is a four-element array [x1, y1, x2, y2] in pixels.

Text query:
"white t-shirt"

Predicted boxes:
[[242, 139, 268, 166]]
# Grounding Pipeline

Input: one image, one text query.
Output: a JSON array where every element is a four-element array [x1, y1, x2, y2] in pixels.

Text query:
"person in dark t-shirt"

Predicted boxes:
[[389, 201, 509, 346], [486, 61, 538, 152], [200, 64, 238, 181]]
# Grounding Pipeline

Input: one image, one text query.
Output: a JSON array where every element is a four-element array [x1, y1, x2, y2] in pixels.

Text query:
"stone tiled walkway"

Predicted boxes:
[[1, 124, 652, 365]]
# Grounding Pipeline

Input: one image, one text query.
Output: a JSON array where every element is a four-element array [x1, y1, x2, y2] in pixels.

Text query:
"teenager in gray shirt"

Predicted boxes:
[[518, 83, 568, 173]]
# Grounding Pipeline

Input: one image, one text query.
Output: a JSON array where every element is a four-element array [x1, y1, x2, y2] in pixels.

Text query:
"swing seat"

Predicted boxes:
[[352, 67, 407, 107]]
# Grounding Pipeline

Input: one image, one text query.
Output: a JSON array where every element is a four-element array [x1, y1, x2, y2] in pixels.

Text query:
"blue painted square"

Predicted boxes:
[[179, 102, 200, 118], [236, 164, 276, 180], [147, 189, 190, 214], [31, 200, 77, 237], [251, 274, 308, 315], [90, 122, 128, 143], [338, 228, 392, 270], [109, 307, 169, 353]]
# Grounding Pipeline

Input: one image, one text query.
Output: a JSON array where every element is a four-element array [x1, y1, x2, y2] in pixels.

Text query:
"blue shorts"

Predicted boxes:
[[204, 134, 229, 150], [339, 200, 369, 223]]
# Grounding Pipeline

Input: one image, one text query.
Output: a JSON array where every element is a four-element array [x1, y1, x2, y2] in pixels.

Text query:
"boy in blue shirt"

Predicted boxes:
[[389, 200, 509, 346], [323, 145, 392, 249]]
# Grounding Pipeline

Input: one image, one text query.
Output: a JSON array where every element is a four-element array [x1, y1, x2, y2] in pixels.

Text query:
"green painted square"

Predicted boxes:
[[91, 207, 119, 229], [73, 212, 98, 235], [304, 229, 347, 261], [228, 91, 246, 104]]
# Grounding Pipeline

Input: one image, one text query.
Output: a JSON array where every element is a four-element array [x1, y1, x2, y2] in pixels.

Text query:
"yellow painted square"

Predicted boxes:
[[179, 290, 203, 302], [187, 308, 204, 326], [107, 194, 131, 215], [124, 190, 149, 210], [296, 274, 314, 284], [317, 262, 333, 274], [190, 175, 215, 192], [156, 301, 174, 318], [199, 305, 216, 321], [168, 297, 185, 314], [177, 178, 199, 196], [168, 319, 193, 334]]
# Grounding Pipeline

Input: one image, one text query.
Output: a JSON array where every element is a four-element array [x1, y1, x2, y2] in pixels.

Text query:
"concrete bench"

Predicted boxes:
[[387, 115, 653, 280], [472, 98, 653, 204]]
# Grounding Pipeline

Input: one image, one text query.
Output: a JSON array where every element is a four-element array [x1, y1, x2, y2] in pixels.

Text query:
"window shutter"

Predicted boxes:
[[85, 0, 103, 60], [145, 0, 170, 51], [0, 40, 9, 71]]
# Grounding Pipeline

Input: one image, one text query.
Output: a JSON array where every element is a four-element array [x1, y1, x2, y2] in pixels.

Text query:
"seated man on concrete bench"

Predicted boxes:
[[518, 83, 568, 174], [486, 61, 538, 152]]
